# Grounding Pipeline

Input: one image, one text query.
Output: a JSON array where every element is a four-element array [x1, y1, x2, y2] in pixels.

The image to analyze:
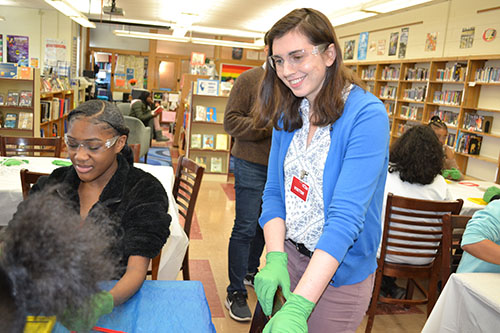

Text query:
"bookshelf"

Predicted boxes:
[[39, 90, 74, 138], [186, 92, 230, 176], [0, 68, 40, 137], [346, 55, 500, 183]]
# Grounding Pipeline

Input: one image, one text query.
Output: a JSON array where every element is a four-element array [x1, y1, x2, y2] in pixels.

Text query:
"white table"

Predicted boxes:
[[0, 156, 187, 280], [423, 273, 500, 333], [447, 180, 500, 216]]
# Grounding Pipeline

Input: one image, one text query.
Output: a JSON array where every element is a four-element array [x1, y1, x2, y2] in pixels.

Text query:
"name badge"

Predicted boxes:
[[291, 176, 309, 202]]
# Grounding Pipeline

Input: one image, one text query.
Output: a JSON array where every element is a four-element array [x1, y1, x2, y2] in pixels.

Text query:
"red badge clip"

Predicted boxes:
[[291, 176, 309, 202]]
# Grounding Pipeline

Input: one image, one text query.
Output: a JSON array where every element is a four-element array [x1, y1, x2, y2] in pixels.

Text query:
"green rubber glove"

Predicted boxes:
[[263, 293, 315, 333], [51, 159, 72, 167], [254, 251, 292, 316], [1, 158, 28, 166], [442, 168, 461, 180], [484, 186, 500, 203], [59, 291, 114, 331]]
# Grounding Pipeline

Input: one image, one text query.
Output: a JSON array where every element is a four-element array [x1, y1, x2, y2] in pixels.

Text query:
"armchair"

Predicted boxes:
[[124, 116, 151, 163]]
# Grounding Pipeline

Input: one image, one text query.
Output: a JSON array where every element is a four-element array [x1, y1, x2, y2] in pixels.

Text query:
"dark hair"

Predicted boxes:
[[389, 125, 444, 185], [254, 8, 364, 131], [0, 266, 25, 333], [0, 185, 118, 330], [67, 100, 134, 164], [428, 115, 448, 131], [138, 90, 151, 106]]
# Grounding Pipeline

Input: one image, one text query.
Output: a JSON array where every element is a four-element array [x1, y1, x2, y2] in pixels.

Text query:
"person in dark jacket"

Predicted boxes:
[[28, 100, 171, 331], [129, 90, 168, 141]]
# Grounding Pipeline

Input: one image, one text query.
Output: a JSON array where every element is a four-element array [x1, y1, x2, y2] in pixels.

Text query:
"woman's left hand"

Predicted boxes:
[[263, 293, 315, 333]]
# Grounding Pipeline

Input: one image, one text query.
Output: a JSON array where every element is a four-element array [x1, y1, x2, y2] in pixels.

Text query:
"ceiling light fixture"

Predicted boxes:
[[332, 11, 377, 26], [113, 30, 265, 50], [364, 0, 433, 13], [44, 0, 96, 28]]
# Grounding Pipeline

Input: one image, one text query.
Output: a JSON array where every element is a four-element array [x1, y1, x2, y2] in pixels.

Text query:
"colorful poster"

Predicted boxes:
[[45, 39, 67, 69], [483, 28, 497, 42], [126, 68, 135, 81], [0, 34, 3, 62], [425, 32, 438, 52], [344, 40, 355, 60], [220, 63, 254, 82], [388, 32, 399, 56], [357, 32, 369, 60], [6, 35, 29, 64], [377, 40, 386, 55], [398, 28, 409, 59], [369, 41, 377, 53], [460, 27, 475, 49]]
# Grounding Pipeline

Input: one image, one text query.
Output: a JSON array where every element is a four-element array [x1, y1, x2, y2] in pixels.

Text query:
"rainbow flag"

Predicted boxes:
[[221, 64, 254, 81]]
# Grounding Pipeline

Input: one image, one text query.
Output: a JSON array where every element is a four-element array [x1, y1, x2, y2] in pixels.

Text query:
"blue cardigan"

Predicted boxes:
[[259, 85, 389, 287]]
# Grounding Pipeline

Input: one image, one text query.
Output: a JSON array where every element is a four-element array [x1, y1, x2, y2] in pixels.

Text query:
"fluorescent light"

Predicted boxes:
[[332, 11, 377, 26], [44, 0, 96, 28], [113, 30, 264, 50], [190, 26, 264, 39], [364, 0, 432, 13]]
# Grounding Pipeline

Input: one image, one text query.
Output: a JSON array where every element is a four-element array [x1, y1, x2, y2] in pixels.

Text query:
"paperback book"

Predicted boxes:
[[195, 105, 206, 121], [18, 111, 33, 129], [195, 156, 207, 168], [202, 134, 214, 149], [18, 90, 33, 107], [191, 134, 202, 149], [0, 93, 4, 106], [4, 113, 18, 128], [215, 133, 229, 150], [206, 107, 217, 122], [6, 91, 19, 106], [210, 157, 223, 173]]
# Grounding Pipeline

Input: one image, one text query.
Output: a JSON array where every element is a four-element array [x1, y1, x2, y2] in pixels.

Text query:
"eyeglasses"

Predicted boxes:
[[64, 134, 120, 153], [268, 44, 329, 71]]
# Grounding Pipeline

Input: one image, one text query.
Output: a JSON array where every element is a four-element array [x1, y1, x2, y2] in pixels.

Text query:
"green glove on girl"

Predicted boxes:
[[59, 291, 114, 331], [263, 292, 315, 333]]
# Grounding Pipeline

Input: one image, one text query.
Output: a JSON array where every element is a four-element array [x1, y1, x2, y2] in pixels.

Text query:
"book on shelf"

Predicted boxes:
[[40, 101, 51, 123], [51, 98, 60, 120], [202, 134, 214, 149], [463, 113, 493, 133], [0, 94, 4, 106], [18, 67, 33, 80], [195, 105, 206, 121], [195, 156, 207, 168], [446, 133, 456, 147], [475, 66, 500, 83], [215, 134, 229, 150], [18, 90, 33, 107], [18, 111, 33, 130], [455, 131, 483, 155], [210, 157, 223, 173], [4, 113, 18, 128], [152, 105, 164, 116], [191, 134, 202, 149], [206, 107, 217, 122], [6, 91, 19, 106]]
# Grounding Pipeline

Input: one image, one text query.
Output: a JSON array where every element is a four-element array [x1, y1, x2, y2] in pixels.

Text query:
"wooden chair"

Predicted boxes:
[[149, 155, 204, 280], [441, 214, 472, 287], [20, 169, 49, 199], [249, 288, 286, 333], [365, 193, 463, 332], [0, 136, 63, 157], [128, 143, 141, 163]]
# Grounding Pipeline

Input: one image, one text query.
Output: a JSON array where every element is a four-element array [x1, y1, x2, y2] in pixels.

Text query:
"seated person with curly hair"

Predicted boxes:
[[428, 116, 463, 180], [379, 125, 452, 298]]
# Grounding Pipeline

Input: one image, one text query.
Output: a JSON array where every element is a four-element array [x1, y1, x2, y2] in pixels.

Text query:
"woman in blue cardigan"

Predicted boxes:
[[253, 8, 389, 332]]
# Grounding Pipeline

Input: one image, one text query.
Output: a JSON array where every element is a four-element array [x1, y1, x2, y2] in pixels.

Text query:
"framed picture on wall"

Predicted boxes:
[[220, 63, 255, 83], [191, 52, 206, 66]]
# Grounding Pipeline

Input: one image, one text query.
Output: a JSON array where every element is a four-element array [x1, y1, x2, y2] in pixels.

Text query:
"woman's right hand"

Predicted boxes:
[[254, 251, 292, 316]]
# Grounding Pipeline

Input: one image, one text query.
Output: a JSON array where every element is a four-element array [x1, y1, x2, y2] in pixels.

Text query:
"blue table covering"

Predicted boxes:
[[53, 280, 216, 333]]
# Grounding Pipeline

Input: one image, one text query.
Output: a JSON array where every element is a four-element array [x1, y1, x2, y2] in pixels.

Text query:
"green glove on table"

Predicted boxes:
[[442, 168, 461, 180], [263, 292, 315, 333], [0, 158, 28, 166], [254, 251, 292, 316], [52, 159, 72, 167], [483, 186, 500, 203], [59, 291, 114, 331]]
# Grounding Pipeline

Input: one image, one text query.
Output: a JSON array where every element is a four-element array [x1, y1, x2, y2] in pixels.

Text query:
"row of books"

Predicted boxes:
[[474, 67, 500, 83], [194, 105, 218, 122], [381, 66, 400, 80], [405, 67, 429, 81], [402, 86, 426, 101], [436, 63, 467, 82], [0, 111, 33, 129], [400, 105, 423, 121], [0, 90, 33, 107], [195, 156, 223, 173], [40, 97, 72, 123], [430, 110, 459, 127], [384, 101, 394, 116], [361, 68, 376, 80], [41, 76, 71, 93], [191, 133, 229, 150], [379, 86, 397, 99], [433, 90, 462, 106], [463, 113, 493, 133], [455, 132, 482, 155]]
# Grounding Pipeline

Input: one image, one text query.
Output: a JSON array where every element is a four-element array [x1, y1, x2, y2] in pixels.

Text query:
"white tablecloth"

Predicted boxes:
[[0, 156, 187, 280], [423, 273, 500, 333], [447, 180, 500, 216]]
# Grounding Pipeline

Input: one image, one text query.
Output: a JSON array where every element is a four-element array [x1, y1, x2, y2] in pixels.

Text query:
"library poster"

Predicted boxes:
[[357, 32, 368, 60], [6, 35, 29, 64], [343, 40, 355, 60], [425, 32, 437, 52], [460, 27, 475, 49], [388, 32, 399, 56], [398, 28, 409, 59], [45, 39, 67, 69], [220, 63, 254, 82], [369, 41, 376, 53], [377, 40, 386, 55], [0, 34, 3, 62]]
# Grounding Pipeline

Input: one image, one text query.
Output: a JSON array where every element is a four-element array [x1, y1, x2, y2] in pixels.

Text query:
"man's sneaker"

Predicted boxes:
[[225, 291, 252, 322], [243, 272, 256, 288]]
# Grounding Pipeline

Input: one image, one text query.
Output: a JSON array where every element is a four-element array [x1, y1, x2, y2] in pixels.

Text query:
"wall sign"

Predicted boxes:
[[483, 28, 497, 42]]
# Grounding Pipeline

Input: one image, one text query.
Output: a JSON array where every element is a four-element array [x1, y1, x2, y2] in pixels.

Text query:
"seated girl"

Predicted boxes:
[[380, 125, 452, 298], [130, 90, 168, 141], [428, 116, 463, 180], [27, 100, 171, 330]]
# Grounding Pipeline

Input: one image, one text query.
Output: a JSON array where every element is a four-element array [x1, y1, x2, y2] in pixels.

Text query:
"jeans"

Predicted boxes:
[[227, 157, 267, 294]]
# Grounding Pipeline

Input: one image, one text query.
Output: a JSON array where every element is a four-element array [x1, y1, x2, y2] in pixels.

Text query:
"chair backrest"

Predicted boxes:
[[20, 169, 49, 199], [128, 144, 141, 163], [441, 213, 472, 286], [123, 116, 151, 158], [0, 136, 63, 157], [117, 102, 131, 116], [379, 193, 464, 266]]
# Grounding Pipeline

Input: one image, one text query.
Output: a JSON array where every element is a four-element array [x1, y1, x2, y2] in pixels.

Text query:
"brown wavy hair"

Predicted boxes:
[[253, 8, 364, 132]]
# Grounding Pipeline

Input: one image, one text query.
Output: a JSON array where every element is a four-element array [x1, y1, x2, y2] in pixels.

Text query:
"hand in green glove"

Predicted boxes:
[[483, 186, 500, 203], [263, 293, 315, 333], [442, 168, 461, 180], [59, 291, 114, 331], [254, 251, 292, 316]]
